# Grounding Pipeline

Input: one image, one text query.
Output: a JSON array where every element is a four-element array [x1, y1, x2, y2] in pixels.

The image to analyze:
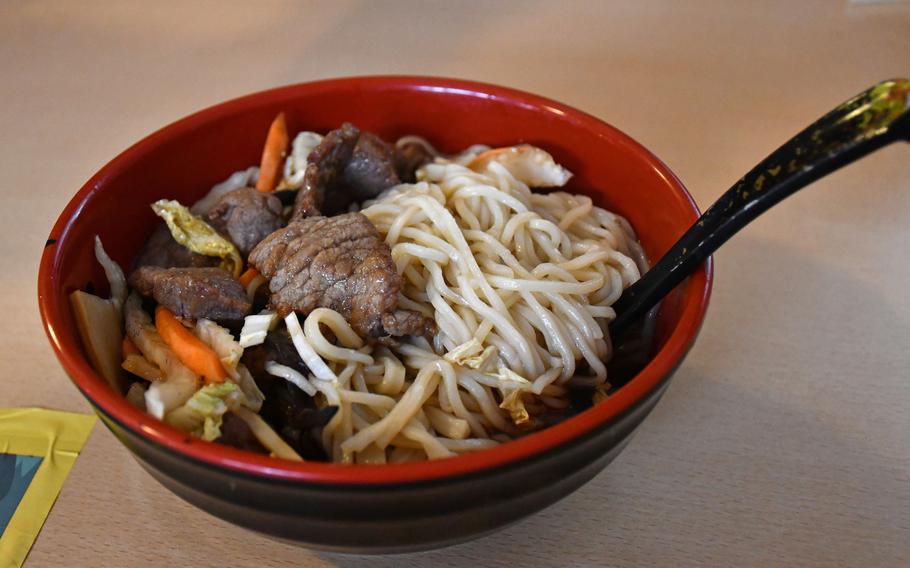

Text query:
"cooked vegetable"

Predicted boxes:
[[193, 318, 264, 412], [464, 346, 497, 372], [233, 406, 303, 461], [155, 306, 227, 384], [71, 290, 124, 392], [70, 236, 128, 393], [125, 382, 147, 410], [122, 354, 163, 382], [488, 366, 533, 426], [239, 311, 278, 348], [245, 273, 267, 300], [256, 112, 289, 192], [195, 319, 242, 372], [238, 267, 260, 287], [151, 199, 242, 277], [235, 364, 265, 413], [239, 267, 267, 301], [444, 338, 498, 370], [94, 236, 127, 311], [443, 338, 482, 364], [122, 336, 140, 358], [124, 293, 199, 418], [166, 382, 242, 441], [499, 388, 530, 426]]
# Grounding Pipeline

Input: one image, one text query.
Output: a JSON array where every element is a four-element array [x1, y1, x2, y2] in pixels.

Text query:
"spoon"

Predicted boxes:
[[609, 78, 910, 335]]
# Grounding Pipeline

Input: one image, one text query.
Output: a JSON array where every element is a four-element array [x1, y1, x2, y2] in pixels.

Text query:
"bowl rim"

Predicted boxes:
[[38, 75, 712, 486]]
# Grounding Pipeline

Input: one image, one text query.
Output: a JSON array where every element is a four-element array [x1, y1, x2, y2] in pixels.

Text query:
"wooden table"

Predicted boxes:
[[3, 1, 909, 566]]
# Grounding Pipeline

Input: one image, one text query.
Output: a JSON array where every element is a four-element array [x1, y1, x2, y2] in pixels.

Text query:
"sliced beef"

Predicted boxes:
[[382, 310, 437, 337], [292, 124, 402, 219], [343, 132, 400, 200], [134, 225, 219, 270], [248, 212, 434, 339], [204, 186, 284, 255], [293, 123, 359, 219], [128, 266, 251, 324], [393, 139, 435, 183]]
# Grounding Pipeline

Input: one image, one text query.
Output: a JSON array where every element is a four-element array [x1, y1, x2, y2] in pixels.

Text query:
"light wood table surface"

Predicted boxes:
[[2, 1, 909, 566]]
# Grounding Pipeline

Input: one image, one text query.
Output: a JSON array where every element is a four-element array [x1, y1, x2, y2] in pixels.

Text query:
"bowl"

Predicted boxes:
[[38, 76, 711, 553]]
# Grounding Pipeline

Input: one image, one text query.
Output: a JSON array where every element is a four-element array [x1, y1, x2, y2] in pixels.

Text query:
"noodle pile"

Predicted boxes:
[[280, 145, 646, 463]]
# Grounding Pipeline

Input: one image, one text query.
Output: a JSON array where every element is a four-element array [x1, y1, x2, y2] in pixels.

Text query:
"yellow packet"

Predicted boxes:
[[0, 408, 96, 568]]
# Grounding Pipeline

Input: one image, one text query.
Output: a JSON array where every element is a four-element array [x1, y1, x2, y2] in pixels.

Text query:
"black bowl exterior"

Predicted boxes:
[[90, 374, 673, 553]]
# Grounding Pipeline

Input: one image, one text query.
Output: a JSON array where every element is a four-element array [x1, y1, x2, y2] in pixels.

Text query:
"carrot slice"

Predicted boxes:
[[255, 112, 289, 192], [239, 267, 260, 287], [122, 336, 141, 359], [154, 306, 226, 384]]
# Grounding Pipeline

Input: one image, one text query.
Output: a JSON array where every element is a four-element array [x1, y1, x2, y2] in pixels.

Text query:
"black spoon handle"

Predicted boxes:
[[609, 79, 910, 335]]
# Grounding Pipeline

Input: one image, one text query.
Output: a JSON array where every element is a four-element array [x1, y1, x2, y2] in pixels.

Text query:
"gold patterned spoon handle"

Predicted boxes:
[[611, 79, 910, 334]]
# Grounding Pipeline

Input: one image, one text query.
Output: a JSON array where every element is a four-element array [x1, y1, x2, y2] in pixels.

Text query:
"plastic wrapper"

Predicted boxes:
[[0, 408, 96, 567]]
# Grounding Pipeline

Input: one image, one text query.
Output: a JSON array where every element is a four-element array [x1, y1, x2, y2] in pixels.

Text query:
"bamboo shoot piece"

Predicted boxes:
[[70, 290, 125, 393]]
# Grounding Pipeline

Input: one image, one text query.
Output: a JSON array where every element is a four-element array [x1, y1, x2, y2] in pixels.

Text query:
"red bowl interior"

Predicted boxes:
[[38, 76, 711, 485]]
